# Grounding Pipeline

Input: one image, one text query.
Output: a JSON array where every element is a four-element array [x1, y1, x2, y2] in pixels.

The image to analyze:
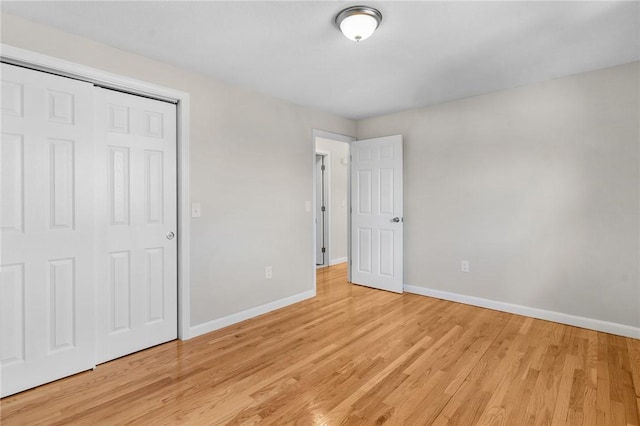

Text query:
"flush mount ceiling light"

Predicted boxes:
[[335, 6, 382, 42]]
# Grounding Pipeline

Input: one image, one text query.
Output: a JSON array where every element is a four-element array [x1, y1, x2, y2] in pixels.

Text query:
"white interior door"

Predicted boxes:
[[350, 135, 403, 293], [94, 88, 177, 364], [1, 63, 96, 397]]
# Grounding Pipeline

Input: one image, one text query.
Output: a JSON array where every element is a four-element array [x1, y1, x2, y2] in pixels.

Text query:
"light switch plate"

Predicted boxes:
[[191, 203, 201, 218], [305, 201, 311, 212]]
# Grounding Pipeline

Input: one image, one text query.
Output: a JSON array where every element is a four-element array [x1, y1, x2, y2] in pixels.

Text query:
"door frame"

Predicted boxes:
[[312, 129, 355, 291], [1, 44, 193, 340], [315, 151, 330, 268]]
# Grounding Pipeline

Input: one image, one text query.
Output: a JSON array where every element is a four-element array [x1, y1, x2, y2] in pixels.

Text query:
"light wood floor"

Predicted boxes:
[[2, 263, 639, 425]]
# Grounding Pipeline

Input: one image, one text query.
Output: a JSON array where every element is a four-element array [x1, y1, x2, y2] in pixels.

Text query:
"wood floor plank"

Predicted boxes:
[[630, 338, 640, 398], [1, 263, 639, 425]]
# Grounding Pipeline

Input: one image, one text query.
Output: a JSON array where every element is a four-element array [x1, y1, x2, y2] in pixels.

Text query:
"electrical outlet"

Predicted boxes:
[[461, 260, 470, 273], [265, 266, 273, 279]]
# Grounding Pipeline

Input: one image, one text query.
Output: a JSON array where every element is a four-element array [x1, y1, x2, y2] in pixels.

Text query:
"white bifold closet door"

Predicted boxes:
[[93, 88, 177, 364], [1, 63, 178, 397], [1, 63, 96, 397]]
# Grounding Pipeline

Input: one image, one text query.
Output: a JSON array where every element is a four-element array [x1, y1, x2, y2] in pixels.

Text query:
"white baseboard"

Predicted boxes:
[[330, 257, 348, 266], [404, 284, 640, 339], [189, 289, 316, 338]]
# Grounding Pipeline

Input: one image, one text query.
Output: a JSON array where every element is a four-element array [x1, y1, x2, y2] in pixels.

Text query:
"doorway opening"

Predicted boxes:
[[312, 130, 355, 287]]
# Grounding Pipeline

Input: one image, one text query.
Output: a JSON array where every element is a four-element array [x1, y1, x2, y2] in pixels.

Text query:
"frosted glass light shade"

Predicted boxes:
[[340, 14, 378, 41], [335, 6, 382, 42]]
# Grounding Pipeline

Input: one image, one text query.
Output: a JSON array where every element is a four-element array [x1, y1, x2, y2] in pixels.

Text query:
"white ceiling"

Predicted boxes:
[[3, 1, 639, 120]]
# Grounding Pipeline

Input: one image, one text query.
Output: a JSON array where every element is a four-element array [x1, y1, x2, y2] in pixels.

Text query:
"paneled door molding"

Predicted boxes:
[[93, 87, 178, 364], [0, 44, 192, 341], [1, 63, 96, 397]]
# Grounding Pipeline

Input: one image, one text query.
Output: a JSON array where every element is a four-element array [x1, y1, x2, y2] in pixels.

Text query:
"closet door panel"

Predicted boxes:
[[1, 63, 95, 397], [94, 88, 177, 364]]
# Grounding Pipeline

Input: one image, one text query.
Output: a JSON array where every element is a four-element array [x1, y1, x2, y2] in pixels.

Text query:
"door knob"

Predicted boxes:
[[391, 217, 401, 223], [166, 231, 175, 240]]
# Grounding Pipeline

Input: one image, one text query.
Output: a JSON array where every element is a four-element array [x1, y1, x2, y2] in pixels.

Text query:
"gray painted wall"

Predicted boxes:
[[358, 62, 640, 328], [1, 14, 356, 327]]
